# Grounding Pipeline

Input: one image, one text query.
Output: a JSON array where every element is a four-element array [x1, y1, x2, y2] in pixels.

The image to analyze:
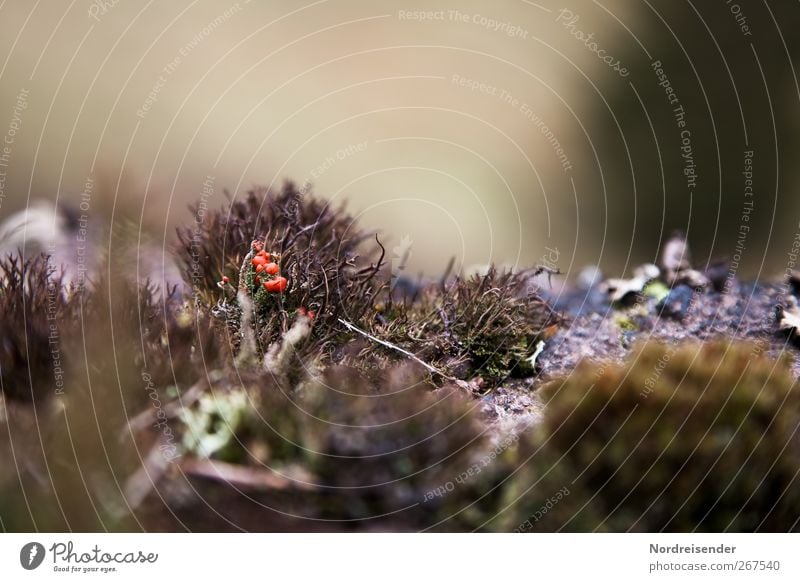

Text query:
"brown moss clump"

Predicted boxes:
[[0, 254, 79, 402], [176, 184, 385, 360], [492, 341, 800, 532], [366, 267, 559, 386], [177, 185, 558, 387], [0, 254, 222, 531]]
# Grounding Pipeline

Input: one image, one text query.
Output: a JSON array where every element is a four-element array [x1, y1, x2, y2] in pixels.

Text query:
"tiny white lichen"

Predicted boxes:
[[603, 263, 660, 303], [778, 296, 800, 336], [181, 390, 248, 458], [528, 340, 546, 368]]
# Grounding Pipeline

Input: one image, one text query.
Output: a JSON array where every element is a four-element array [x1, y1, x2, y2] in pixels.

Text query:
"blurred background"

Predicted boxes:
[[0, 0, 798, 279]]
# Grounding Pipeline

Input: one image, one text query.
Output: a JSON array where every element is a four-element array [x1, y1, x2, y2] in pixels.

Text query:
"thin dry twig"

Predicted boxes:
[[337, 317, 460, 383], [181, 458, 316, 492]]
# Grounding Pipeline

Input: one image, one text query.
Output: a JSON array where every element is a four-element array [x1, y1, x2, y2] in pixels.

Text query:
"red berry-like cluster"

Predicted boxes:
[[251, 245, 287, 293]]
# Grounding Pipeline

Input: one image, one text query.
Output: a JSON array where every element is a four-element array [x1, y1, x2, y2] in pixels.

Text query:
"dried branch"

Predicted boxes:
[[181, 458, 315, 492], [338, 317, 459, 382]]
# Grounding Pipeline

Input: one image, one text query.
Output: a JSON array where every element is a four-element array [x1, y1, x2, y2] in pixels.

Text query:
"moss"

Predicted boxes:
[[0, 254, 79, 402], [493, 341, 800, 532], [178, 186, 558, 386], [0, 251, 226, 530], [164, 363, 490, 529], [5, 223, 799, 532], [177, 183, 385, 364], [366, 267, 559, 386], [1, 185, 559, 531]]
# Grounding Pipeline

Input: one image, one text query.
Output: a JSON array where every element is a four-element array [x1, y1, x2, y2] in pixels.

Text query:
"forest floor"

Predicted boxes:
[[4, 188, 798, 531]]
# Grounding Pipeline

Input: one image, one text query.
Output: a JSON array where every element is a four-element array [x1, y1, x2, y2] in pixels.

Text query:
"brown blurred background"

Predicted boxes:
[[0, 0, 798, 279]]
